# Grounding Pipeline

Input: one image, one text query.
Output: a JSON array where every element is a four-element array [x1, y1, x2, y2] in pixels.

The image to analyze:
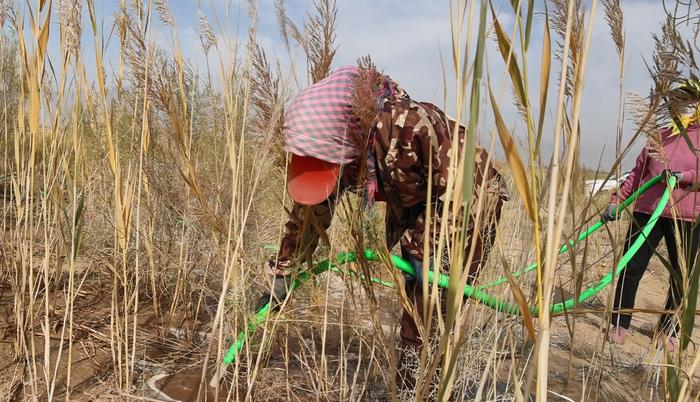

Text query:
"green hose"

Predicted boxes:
[[222, 263, 394, 365], [222, 175, 674, 365], [475, 174, 665, 290]]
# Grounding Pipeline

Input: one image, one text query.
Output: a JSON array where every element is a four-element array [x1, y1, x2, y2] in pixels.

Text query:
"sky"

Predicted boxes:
[[37, 0, 692, 170]]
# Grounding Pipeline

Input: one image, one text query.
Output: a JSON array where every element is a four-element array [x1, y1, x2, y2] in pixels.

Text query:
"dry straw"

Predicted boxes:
[[3, 0, 700, 400]]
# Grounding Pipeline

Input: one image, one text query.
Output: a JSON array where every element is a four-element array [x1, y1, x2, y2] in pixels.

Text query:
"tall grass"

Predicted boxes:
[[1, 0, 700, 401]]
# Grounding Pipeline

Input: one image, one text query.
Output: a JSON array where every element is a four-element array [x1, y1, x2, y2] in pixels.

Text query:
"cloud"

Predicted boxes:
[[266, 0, 672, 168], [56, 0, 677, 169], [575, 1, 669, 168]]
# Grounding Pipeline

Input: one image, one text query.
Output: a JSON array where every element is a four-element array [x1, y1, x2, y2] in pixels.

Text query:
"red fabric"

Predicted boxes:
[[287, 155, 341, 205], [611, 125, 700, 221]]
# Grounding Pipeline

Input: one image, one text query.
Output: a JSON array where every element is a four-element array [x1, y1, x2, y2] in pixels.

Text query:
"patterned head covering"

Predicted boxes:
[[284, 66, 403, 205], [284, 66, 400, 163], [284, 66, 364, 164], [668, 78, 700, 135]]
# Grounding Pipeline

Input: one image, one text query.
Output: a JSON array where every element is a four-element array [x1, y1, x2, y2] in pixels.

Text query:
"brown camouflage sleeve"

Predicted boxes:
[[271, 198, 335, 274], [398, 147, 507, 275]]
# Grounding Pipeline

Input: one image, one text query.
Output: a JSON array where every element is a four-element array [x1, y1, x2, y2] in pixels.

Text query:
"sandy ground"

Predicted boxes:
[[545, 255, 700, 401], [1, 253, 699, 401], [2, 199, 700, 401]]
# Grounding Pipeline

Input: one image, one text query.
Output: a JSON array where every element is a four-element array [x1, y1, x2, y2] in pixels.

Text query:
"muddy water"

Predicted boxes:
[[158, 368, 230, 402]]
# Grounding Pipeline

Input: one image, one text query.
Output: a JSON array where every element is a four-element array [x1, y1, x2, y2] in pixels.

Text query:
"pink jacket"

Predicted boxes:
[[611, 125, 700, 222]]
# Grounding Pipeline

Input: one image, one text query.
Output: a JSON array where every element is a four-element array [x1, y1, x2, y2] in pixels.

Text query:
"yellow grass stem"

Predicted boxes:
[[538, 0, 598, 399]]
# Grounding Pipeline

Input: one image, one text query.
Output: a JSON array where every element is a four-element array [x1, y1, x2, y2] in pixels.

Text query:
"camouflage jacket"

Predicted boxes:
[[273, 97, 509, 277]]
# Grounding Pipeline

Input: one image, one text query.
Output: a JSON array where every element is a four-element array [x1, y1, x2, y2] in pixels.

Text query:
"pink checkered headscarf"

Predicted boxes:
[[284, 66, 398, 164], [284, 66, 362, 164], [284, 66, 403, 206]]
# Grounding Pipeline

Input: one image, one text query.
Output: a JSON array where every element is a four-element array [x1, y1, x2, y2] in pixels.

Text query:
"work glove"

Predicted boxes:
[[259, 260, 294, 310], [259, 274, 292, 310], [269, 257, 293, 276], [661, 169, 683, 184], [602, 204, 620, 222], [408, 256, 432, 286]]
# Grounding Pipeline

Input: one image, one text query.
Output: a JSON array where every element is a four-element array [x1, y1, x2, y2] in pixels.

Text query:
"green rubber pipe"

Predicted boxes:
[[223, 303, 271, 365], [222, 261, 333, 365], [222, 261, 395, 365], [476, 174, 664, 290], [222, 175, 673, 365], [334, 175, 673, 315]]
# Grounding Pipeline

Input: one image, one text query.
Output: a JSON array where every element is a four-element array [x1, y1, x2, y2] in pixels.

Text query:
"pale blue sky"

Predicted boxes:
[[38, 0, 683, 169]]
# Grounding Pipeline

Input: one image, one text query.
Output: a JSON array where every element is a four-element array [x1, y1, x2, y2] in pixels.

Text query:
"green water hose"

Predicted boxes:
[[222, 265, 394, 365], [221, 175, 674, 366], [476, 174, 665, 290]]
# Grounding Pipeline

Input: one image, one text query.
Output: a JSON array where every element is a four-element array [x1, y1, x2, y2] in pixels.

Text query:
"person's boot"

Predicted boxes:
[[396, 342, 442, 402], [397, 278, 422, 397], [655, 319, 681, 352], [608, 325, 628, 345], [396, 344, 419, 395], [656, 334, 679, 352]]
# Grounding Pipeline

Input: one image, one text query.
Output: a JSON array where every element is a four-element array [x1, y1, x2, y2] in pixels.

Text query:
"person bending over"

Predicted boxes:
[[265, 65, 508, 387]]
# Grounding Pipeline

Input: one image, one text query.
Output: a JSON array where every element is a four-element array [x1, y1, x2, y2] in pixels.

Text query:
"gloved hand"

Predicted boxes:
[[269, 258, 292, 276], [408, 256, 431, 286], [272, 274, 291, 302], [259, 274, 292, 310], [602, 204, 620, 222], [259, 259, 294, 309], [661, 169, 683, 184]]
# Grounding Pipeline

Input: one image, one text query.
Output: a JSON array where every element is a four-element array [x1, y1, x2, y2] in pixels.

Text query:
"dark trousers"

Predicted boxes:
[[397, 273, 449, 392], [395, 196, 502, 392], [398, 229, 496, 349], [396, 244, 493, 391], [611, 212, 700, 335]]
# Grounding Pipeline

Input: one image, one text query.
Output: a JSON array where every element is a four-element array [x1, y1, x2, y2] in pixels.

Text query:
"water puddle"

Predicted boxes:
[[153, 368, 229, 402]]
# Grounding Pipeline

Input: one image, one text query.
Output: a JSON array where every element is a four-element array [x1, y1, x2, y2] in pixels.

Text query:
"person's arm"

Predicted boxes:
[[270, 196, 335, 275], [610, 147, 648, 205], [399, 146, 507, 279], [674, 127, 700, 185]]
